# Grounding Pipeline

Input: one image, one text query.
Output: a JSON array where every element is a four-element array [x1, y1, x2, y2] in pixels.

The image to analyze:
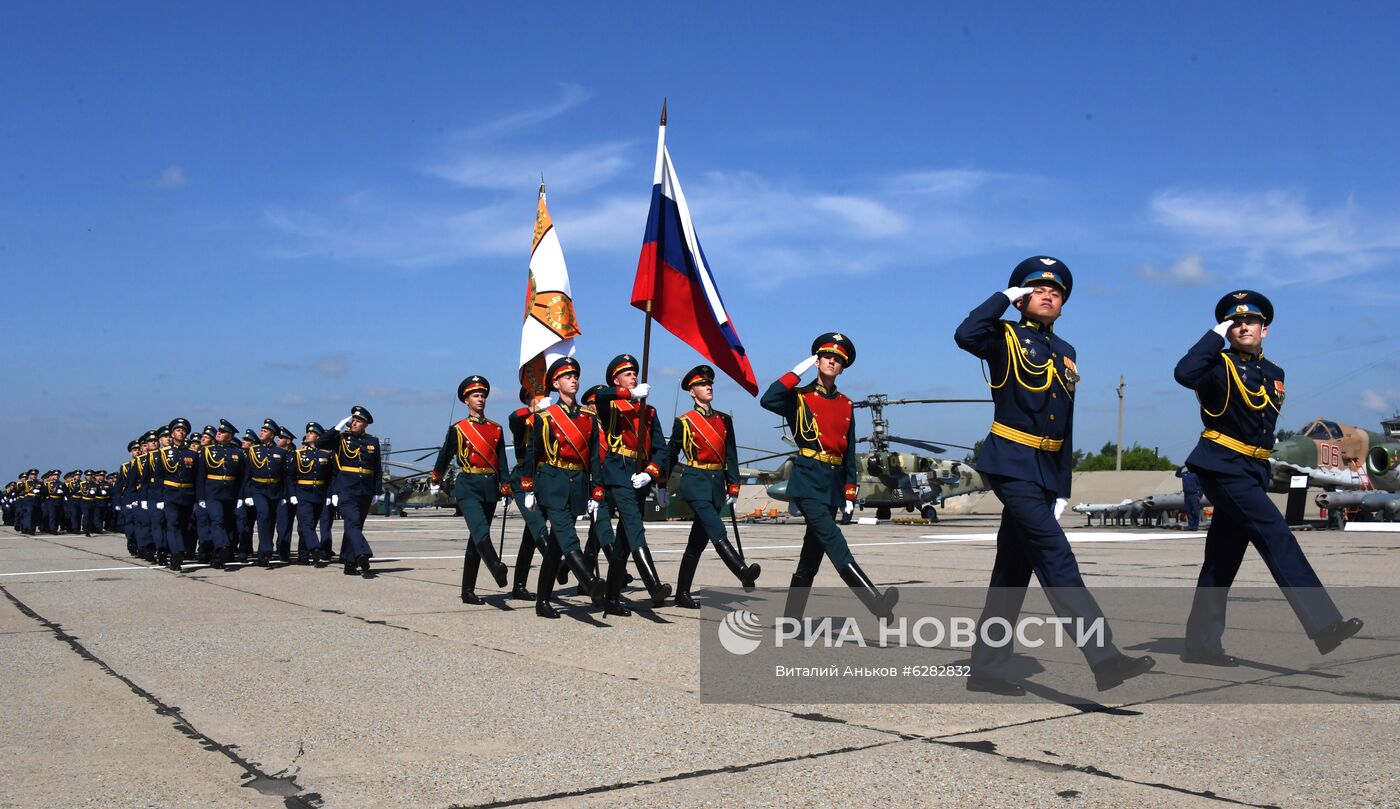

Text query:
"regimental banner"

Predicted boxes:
[[520, 187, 580, 401]]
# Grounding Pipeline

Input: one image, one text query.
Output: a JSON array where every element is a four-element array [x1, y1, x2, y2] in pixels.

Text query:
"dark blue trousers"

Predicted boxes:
[[205, 500, 236, 551], [1184, 492, 1202, 530], [1185, 468, 1343, 654], [163, 500, 195, 555], [338, 495, 373, 558], [320, 503, 337, 555], [971, 475, 1118, 678], [41, 501, 60, 533], [250, 491, 282, 556], [297, 500, 326, 554]]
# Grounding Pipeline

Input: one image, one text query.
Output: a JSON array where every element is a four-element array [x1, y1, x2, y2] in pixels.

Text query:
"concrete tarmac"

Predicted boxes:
[[1, 512, 1396, 808]]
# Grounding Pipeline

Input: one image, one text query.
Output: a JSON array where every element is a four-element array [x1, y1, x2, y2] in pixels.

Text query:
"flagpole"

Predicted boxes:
[[637, 99, 666, 475]]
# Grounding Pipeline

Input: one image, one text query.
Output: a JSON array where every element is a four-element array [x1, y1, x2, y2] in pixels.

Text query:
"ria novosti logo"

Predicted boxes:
[[717, 610, 764, 655]]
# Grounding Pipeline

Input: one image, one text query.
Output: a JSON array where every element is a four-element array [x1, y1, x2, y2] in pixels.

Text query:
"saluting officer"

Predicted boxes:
[[195, 420, 245, 569], [156, 418, 199, 571], [763, 333, 899, 622], [432, 376, 512, 604], [955, 257, 1153, 695], [320, 405, 383, 577], [667, 365, 761, 608], [290, 422, 335, 566], [116, 442, 140, 553], [506, 387, 553, 601], [63, 471, 82, 534], [592, 354, 672, 607], [1174, 291, 1363, 664], [242, 418, 293, 567], [519, 358, 608, 617]]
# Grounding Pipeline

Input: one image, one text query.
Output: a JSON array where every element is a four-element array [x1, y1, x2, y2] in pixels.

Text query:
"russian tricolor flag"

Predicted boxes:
[[631, 107, 759, 395]]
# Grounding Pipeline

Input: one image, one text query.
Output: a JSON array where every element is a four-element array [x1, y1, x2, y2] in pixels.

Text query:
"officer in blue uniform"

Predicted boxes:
[[506, 387, 554, 600], [592, 354, 672, 608], [116, 442, 140, 553], [1175, 290, 1363, 664], [98, 471, 116, 533], [242, 418, 292, 566], [156, 418, 199, 571], [763, 333, 899, 622], [1176, 466, 1204, 530], [955, 257, 1154, 695], [16, 470, 40, 534], [63, 471, 82, 534], [234, 429, 259, 562], [290, 422, 335, 566], [320, 405, 383, 577], [195, 419, 245, 569], [667, 365, 760, 608], [40, 471, 63, 534], [432, 376, 513, 604], [192, 425, 216, 561], [273, 426, 300, 562]]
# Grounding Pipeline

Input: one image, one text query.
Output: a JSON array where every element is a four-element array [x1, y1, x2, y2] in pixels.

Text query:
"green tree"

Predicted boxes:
[[1074, 441, 1176, 471]]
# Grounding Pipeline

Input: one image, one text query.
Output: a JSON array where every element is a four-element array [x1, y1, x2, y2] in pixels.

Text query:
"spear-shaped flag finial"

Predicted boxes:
[[660, 98, 667, 126]]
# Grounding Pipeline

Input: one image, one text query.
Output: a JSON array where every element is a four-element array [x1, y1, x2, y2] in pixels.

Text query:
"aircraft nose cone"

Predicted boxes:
[[766, 481, 788, 500]]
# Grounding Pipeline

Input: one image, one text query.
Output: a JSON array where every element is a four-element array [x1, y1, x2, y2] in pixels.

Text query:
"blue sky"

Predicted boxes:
[[4, 2, 1400, 476]]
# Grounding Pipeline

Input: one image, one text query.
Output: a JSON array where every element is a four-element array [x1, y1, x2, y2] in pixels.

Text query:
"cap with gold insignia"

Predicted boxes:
[[1214, 289, 1273, 326], [277, 426, 295, 441], [1009, 255, 1073, 302], [157, 425, 171, 438], [305, 421, 324, 436], [350, 405, 374, 425], [458, 375, 491, 402], [261, 418, 281, 435], [682, 364, 715, 390], [126, 440, 139, 451], [216, 419, 237, 435], [168, 417, 191, 433], [141, 430, 157, 443], [606, 354, 639, 381], [546, 357, 581, 385], [202, 424, 215, 437], [242, 429, 258, 444], [581, 384, 609, 406], [811, 332, 856, 367]]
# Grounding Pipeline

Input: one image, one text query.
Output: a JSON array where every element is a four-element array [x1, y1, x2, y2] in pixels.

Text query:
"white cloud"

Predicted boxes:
[[1134, 253, 1213, 286], [425, 141, 633, 192], [153, 164, 187, 189], [458, 83, 592, 140], [1360, 388, 1399, 413]]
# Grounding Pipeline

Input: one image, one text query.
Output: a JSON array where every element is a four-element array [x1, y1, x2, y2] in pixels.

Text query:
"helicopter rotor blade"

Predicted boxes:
[[738, 450, 796, 466], [885, 436, 949, 454], [384, 446, 441, 456], [412, 449, 441, 462]]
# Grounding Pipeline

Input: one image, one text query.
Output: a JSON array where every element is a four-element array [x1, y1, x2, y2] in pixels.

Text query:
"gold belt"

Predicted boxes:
[[991, 421, 1064, 452], [295, 479, 327, 486], [611, 446, 639, 459], [339, 466, 374, 475], [162, 481, 193, 489], [687, 461, 723, 471], [252, 477, 281, 484], [1201, 430, 1271, 460], [459, 466, 497, 474], [798, 447, 843, 466], [543, 460, 585, 472], [205, 474, 236, 481]]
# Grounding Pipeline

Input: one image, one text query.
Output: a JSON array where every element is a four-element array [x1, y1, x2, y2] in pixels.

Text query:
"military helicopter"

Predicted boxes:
[[764, 394, 992, 522], [378, 443, 460, 515]]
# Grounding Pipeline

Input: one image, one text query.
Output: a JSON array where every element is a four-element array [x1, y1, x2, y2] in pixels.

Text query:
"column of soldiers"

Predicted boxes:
[[3, 469, 114, 536]]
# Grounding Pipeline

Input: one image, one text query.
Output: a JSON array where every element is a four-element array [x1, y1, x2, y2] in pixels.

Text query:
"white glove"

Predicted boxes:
[[289, 496, 298, 505], [726, 494, 737, 508], [523, 492, 536, 510], [156, 502, 165, 510], [1003, 286, 1037, 303], [1053, 498, 1068, 520], [244, 497, 254, 506], [587, 499, 599, 518], [843, 500, 855, 516], [632, 382, 650, 398], [198, 500, 206, 509], [140, 500, 148, 509], [630, 472, 652, 489], [791, 355, 818, 376], [335, 416, 352, 431], [428, 484, 439, 495], [656, 489, 669, 507], [331, 494, 339, 507], [1212, 320, 1232, 337]]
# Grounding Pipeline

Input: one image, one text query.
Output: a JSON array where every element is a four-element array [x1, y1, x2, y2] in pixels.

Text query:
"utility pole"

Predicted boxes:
[[1116, 376, 1125, 471]]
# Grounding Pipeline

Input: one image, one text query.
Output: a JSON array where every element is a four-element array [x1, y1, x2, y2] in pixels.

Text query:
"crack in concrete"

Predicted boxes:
[[0, 585, 323, 809]]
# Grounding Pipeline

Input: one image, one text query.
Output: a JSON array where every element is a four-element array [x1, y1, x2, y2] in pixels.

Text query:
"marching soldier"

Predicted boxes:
[[519, 358, 608, 617], [592, 354, 672, 608], [155, 418, 199, 571], [98, 470, 115, 533], [666, 365, 761, 608], [1174, 290, 1363, 664], [763, 333, 899, 623], [242, 419, 292, 567], [195, 419, 244, 569], [40, 470, 63, 534], [129, 432, 157, 560], [192, 426, 216, 561], [63, 471, 82, 533], [79, 470, 100, 536], [17, 470, 40, 535], [506, 387, 553, 600], [290, 422, 334, 566], [3, 481, 14, 527], [117, 441, 140, 553], [274, 426, 299, 561], [320, 405, 383, 577], [431, 376, 512, 604], [234, 429, 259, 562], [955, 257, 1153, 695]]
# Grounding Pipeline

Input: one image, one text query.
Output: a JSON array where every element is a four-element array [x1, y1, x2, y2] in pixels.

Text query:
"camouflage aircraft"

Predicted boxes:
[[763, 394, 992, 521], [1268, 414, 1400, 494]]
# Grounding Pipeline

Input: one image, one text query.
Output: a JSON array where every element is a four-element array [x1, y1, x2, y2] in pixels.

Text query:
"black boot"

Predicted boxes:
[[535, 552, 561, 618], [168, 551, 184, 572], [343, 556, 358, 575], [461, 544, 482, 604], [511, 533, 536, 599], [837, 561, 899, 621], [476, 541, 509, 588], [157, 549, 170, 566], [631, 546, 673, 607], [603, 551, 632, 617], [356, 554, 371, 578], [674, 551, 701, 609], [562, 549, 606, 605], [784, 574, 814, 621], [713, 536, 760, 590]]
